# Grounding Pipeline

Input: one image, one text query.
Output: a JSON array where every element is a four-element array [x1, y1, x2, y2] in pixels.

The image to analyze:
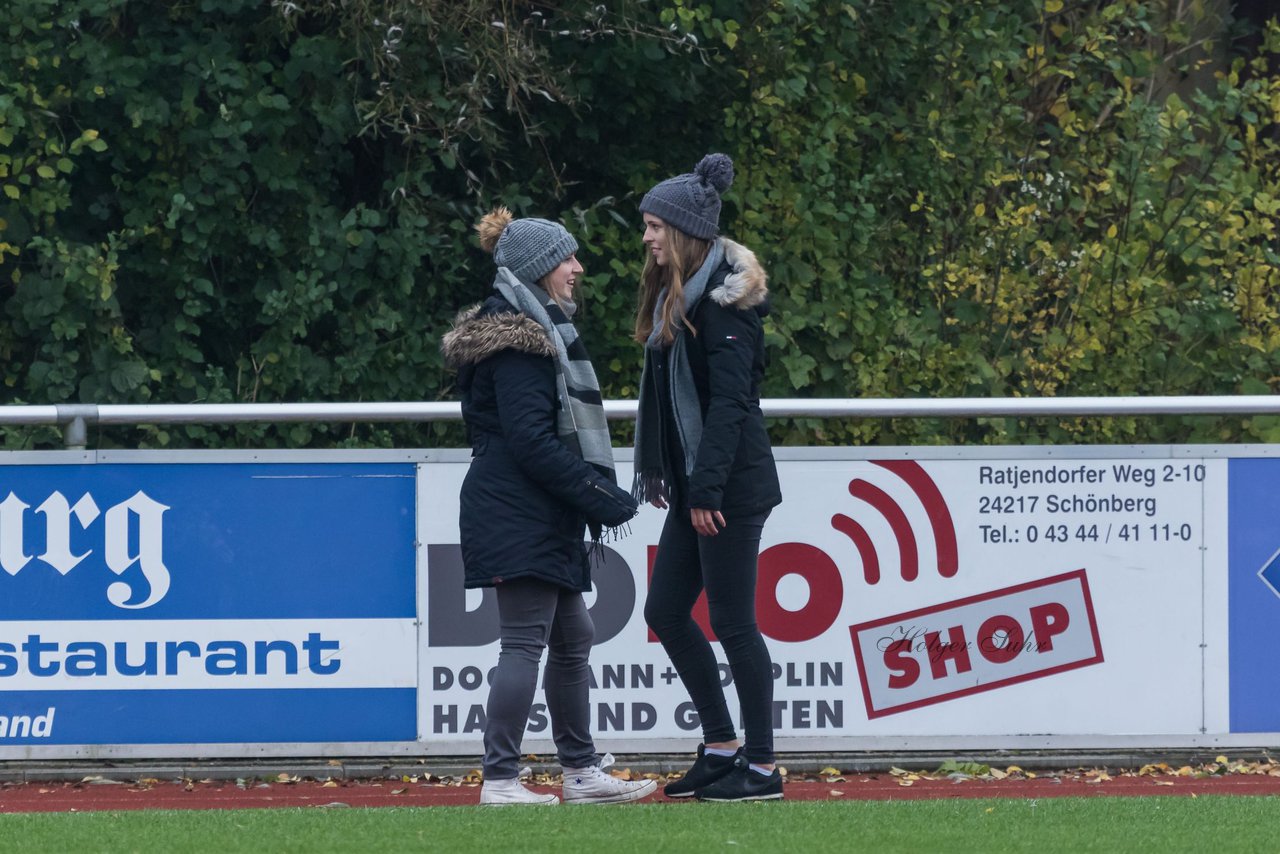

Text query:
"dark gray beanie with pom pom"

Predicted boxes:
[[639, 153, 734, 240]]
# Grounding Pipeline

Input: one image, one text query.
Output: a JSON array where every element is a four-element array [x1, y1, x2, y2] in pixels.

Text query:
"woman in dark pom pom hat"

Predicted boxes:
[[632, 154, 784, 802], [441, 208, 654, 807]]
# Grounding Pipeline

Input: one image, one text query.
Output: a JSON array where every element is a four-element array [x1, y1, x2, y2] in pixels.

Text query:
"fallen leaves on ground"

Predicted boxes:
[[778, 756, 1280, 788], [6, 756, 1280, 796]]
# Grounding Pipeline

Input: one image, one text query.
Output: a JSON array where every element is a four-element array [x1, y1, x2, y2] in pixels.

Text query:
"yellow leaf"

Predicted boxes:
[[1215, 755, 1229, 765], [1106, 224, 1118, 239], [322, 780, 339, 788], [1045, 0, 1063, 11], [974, 203, 986, 217], [820, 767, 841, 776]]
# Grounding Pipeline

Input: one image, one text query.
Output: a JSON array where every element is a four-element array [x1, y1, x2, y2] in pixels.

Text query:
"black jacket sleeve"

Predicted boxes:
[[491, 350, 637, 526], [686, 302, 760, 511]]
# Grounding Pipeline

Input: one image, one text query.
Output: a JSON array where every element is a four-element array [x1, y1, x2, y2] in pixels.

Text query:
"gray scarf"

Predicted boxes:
[[492, 268, 617, 479], [632, 238, 726, 503]]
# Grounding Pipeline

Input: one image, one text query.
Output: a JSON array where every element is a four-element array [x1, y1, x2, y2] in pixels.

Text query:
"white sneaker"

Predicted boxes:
[[479, 777, 560, 806], [562, 764, 658, 805]]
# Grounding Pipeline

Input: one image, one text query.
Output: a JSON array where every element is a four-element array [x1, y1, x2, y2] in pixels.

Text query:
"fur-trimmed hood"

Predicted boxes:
[[441, 303, 554, 368], [709, 238, 768, 309]]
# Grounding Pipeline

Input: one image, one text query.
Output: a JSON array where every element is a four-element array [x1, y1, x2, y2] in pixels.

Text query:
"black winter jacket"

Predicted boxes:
[[657, 240, 783, 516], [441, 296, 636, 591]]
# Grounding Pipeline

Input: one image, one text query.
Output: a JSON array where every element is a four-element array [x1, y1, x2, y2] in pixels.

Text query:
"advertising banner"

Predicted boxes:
[[421, 453, 1229, 751], [0, 463, 417, 747], [1228, 458, 1280, 733], [0, 446, 1261, 758]]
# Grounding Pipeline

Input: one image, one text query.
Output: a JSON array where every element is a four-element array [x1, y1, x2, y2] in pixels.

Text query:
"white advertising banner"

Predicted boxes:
[[420, 451, 1228, 751]]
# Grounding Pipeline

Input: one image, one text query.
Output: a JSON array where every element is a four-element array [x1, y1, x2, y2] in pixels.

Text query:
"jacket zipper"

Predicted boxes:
[[586, 478, 627, 508]]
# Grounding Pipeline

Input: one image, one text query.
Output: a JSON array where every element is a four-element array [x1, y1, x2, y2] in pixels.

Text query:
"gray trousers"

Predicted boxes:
[[483, 577, 598, 779]]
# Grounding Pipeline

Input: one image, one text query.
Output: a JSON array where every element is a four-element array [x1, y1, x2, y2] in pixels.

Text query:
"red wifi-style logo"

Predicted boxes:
[[831, 461, 958, 584]]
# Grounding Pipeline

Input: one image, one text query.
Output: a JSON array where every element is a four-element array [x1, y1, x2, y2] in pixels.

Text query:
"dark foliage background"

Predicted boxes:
[[2, 1, 1276, 448]]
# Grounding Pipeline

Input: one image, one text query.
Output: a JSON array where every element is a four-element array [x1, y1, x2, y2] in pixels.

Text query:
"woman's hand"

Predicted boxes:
[[691, 507, 726, 537]]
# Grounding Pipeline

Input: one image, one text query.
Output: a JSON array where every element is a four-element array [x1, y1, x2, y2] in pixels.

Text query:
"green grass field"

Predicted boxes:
[[4, 797, 1280, 853]]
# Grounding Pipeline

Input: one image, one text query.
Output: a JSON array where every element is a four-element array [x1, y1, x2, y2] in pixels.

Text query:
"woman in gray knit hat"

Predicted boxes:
[[633, 154, 784, 802], [442, 208, 653, 806]]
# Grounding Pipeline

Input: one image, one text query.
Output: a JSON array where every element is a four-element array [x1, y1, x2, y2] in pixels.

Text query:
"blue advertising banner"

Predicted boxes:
[[0, 463, 417, 745], [1228, 458, 1280, 732]]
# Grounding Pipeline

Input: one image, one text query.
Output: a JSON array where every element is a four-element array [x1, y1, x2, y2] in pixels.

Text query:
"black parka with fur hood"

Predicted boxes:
[[441, 298, 634, 591]]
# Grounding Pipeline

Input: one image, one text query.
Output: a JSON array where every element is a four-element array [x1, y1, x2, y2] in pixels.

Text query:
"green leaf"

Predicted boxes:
[[109, 362, 150, 393]]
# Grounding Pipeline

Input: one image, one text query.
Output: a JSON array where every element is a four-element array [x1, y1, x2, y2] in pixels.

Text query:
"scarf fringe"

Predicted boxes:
[[587, 538, 607, 567], [631, 470, 667, 506], [604, 520, 632, 543], [587, 519, 634, 567]]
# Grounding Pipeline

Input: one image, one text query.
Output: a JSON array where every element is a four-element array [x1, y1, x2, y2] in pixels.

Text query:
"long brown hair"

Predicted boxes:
[[633, 226, 712, 345]]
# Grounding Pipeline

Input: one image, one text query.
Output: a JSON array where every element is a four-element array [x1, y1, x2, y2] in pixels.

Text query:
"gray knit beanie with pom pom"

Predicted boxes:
[[479, 210, 579, 284], [638, 153, 734, 240]]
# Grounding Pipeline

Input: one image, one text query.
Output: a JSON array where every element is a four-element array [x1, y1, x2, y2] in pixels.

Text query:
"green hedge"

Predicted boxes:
[[2, 0, 1277, 449]]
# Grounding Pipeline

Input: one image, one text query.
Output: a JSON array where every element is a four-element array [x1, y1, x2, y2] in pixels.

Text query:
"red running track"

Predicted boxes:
[[5, 774, 1280, 813]]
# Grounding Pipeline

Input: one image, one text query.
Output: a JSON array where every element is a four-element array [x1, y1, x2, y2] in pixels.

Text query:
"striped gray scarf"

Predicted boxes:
[[492, 268, 617, 480]]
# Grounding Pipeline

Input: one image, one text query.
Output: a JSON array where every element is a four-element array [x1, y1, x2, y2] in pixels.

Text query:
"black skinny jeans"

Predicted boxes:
[[643, 507, 774, 764]]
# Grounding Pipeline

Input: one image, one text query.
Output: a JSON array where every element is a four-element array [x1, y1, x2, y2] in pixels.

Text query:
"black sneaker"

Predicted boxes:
[[663, 744, 742, 798], [694, 757, 784, 802]]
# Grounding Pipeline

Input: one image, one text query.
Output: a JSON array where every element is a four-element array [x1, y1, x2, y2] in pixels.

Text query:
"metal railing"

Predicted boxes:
[[4, 396, 1280, 449]]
